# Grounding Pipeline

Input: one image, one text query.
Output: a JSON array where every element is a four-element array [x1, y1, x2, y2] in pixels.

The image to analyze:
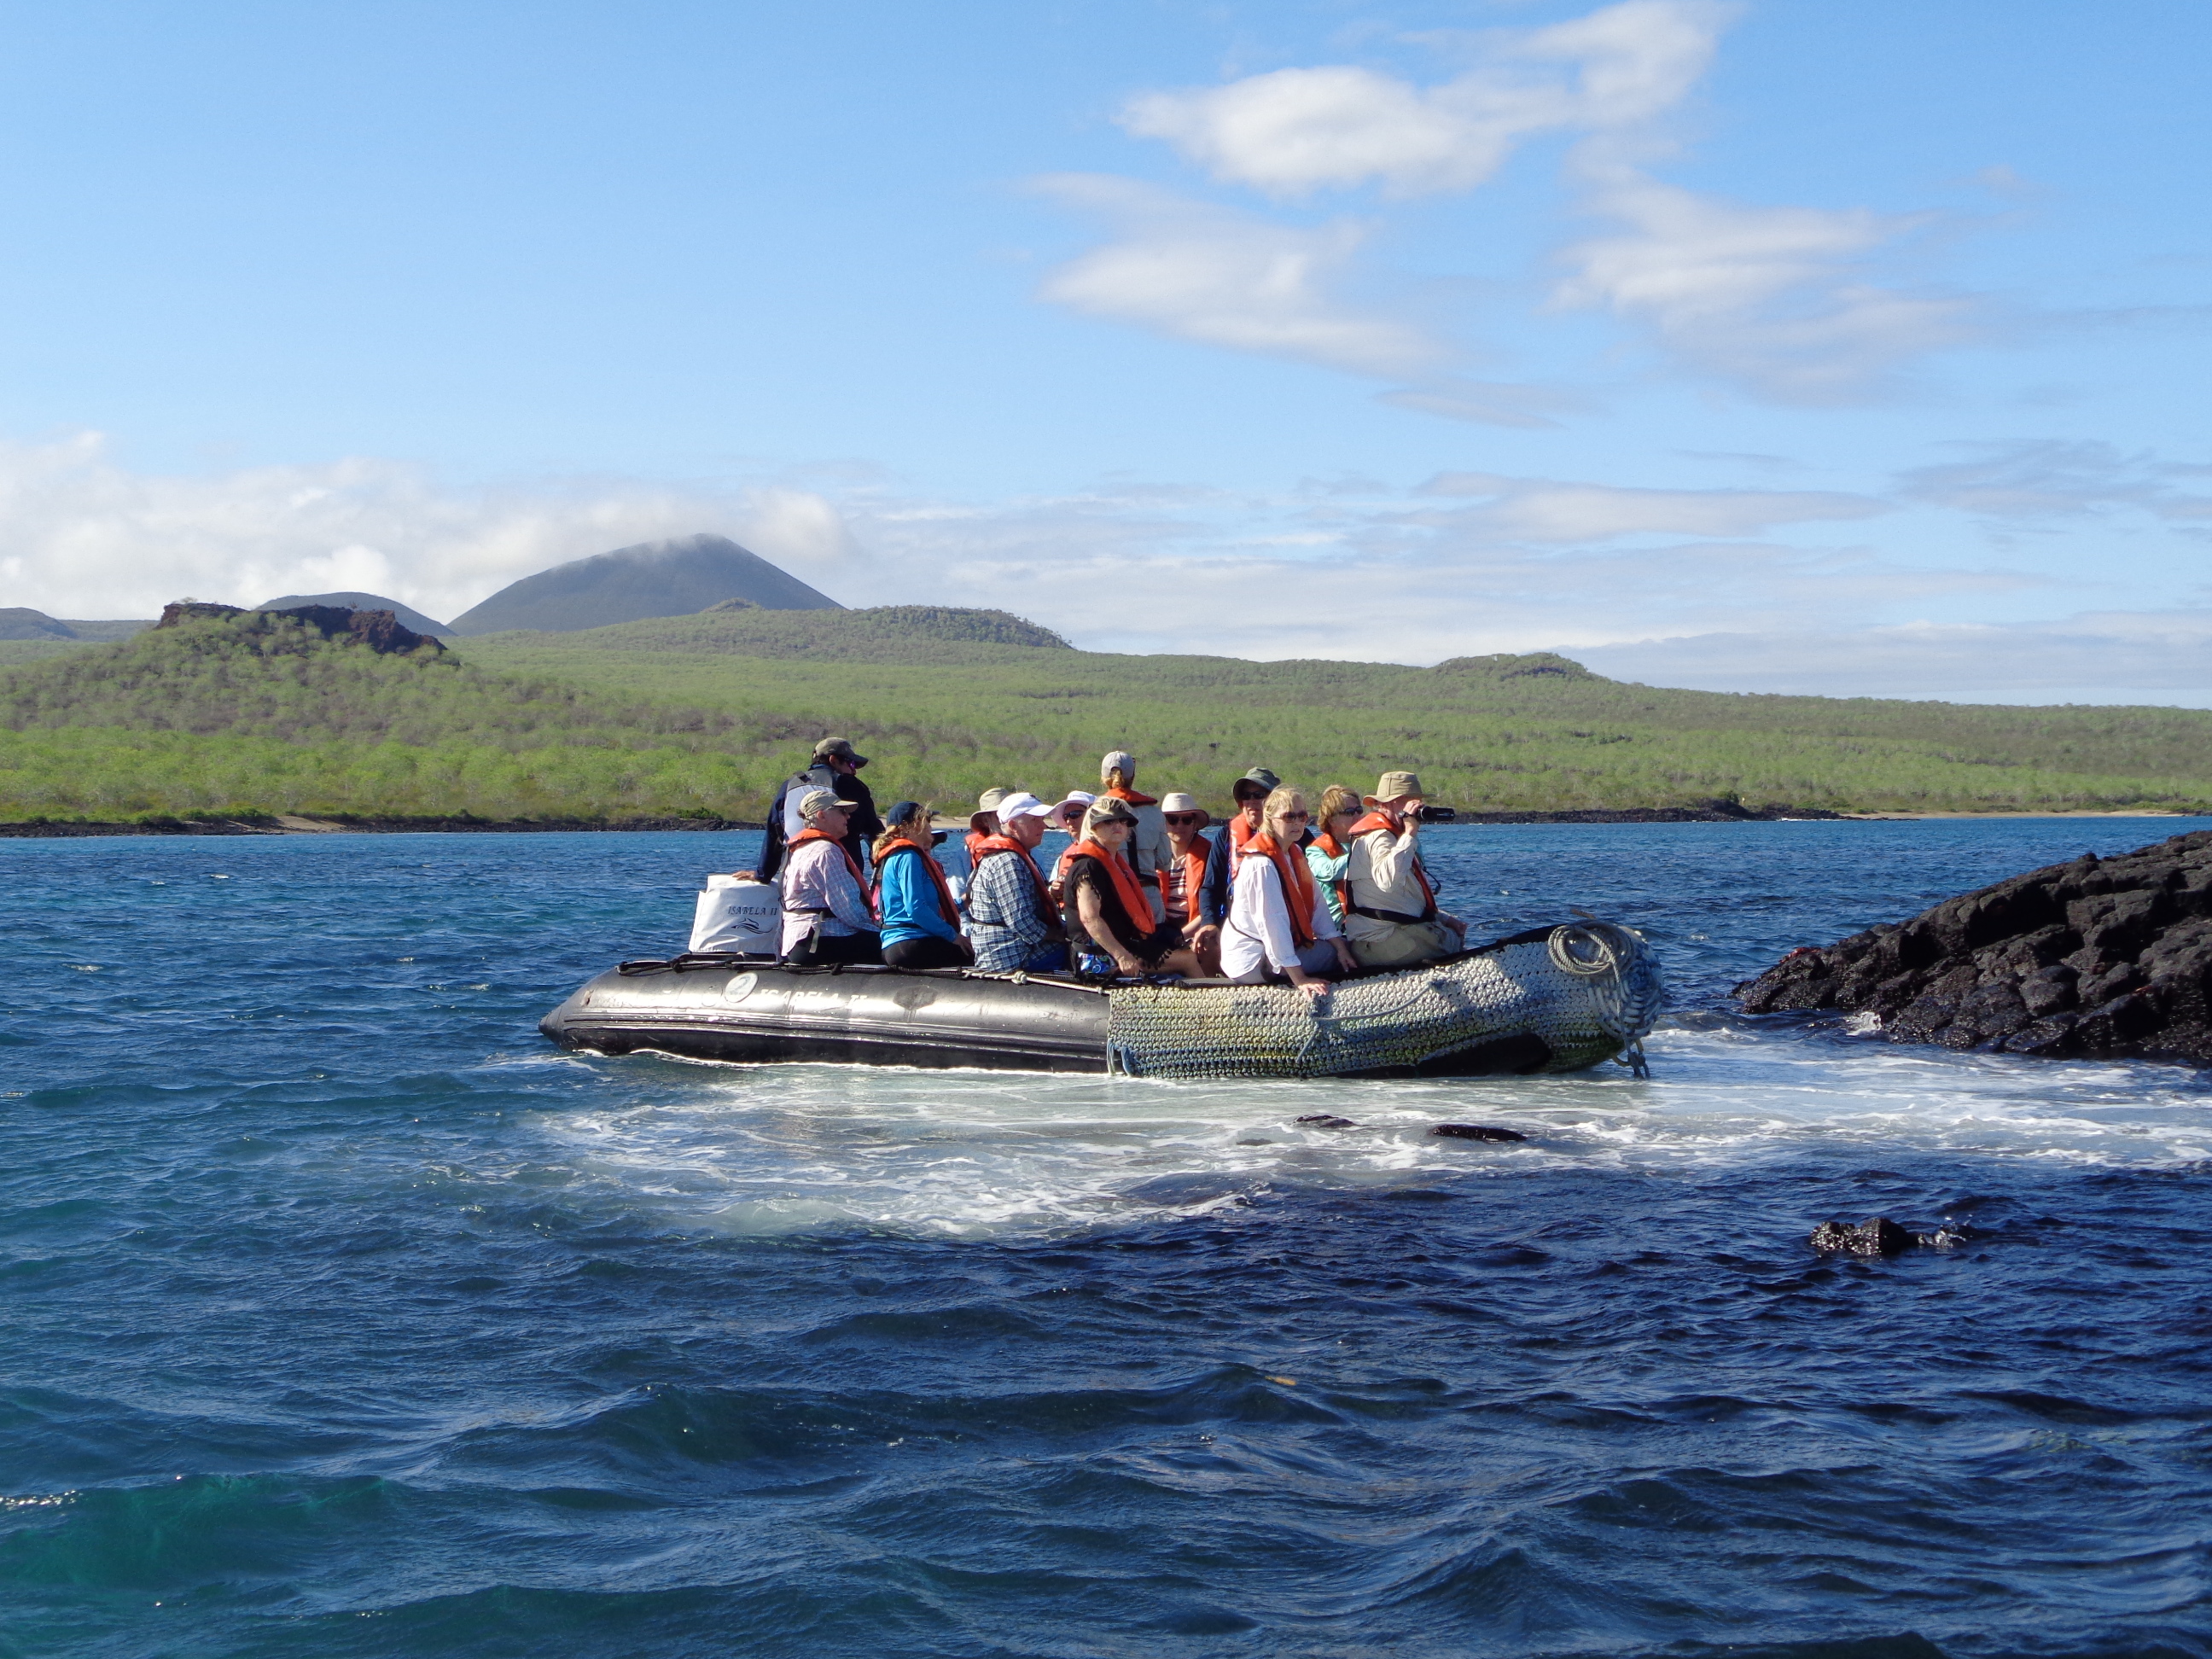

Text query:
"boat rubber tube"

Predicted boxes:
[[538, 919, 1665, 1079], [542, 961, 1115, 1074]]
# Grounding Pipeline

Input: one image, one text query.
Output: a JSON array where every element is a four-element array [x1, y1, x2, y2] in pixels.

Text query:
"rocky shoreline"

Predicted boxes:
[[1737, 830, 2212, 1066], [1458, 800, 1852, 824]]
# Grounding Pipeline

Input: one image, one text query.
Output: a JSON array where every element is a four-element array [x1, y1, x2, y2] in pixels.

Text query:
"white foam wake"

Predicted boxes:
[[504, 1025, 2212, 1239]]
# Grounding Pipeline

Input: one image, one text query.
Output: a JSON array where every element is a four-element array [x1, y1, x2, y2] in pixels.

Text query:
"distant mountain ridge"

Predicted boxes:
[[255, 591, 449, 636], [0, 608, 74, 641], [464, 604, 1072, 661], [447, 533, 841, 636], [0, 609, 151, 643]]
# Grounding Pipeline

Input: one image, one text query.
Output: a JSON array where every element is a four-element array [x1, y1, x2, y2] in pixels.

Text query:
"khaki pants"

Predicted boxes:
[[1348, 919, 1456, 969]]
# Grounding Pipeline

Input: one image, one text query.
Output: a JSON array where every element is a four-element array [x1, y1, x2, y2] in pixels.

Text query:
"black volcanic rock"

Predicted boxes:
[[0, 607, 77, 640], [1810, 1218, 1918, 1255], [156, 602, 442, 655], [254, 591, 449, 636], [445, 533, 841, 636], [1738, 830, 2212, 1065]]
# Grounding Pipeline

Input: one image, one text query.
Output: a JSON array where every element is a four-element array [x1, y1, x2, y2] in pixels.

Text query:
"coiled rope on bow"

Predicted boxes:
[[1546, 920, 1661, 1077]]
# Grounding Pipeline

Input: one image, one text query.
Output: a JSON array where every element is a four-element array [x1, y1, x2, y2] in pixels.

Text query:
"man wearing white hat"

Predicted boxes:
[[964, 792, 1068, 974], [1098, 750, 1171, 921], [1340, 771, 1465, 968]]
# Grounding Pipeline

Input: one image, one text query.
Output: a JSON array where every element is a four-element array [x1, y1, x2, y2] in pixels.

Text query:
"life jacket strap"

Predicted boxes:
[[1348, 902, 1435, 926]]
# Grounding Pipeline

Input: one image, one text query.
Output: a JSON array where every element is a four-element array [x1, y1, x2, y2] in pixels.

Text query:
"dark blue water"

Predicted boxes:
[[4, 821, 2210, 1659]]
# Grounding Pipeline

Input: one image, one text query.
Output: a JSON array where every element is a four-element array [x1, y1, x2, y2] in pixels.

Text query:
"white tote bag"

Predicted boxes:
[[689, 874, 782, 956]]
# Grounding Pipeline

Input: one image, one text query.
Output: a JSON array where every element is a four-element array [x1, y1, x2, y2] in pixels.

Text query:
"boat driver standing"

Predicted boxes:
[[755, 736, 884, 882], [1339, 771, 1467, 969]]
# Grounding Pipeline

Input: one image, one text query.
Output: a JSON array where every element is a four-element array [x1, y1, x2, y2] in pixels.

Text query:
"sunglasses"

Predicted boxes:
[[1164, 812, 1206, 824], [1279, 810, 1311, 820]]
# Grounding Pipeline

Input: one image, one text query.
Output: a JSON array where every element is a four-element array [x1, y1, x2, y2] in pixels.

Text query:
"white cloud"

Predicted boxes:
[[1033, 175, 1441, 375], [1082, 0, 1978, 405], [1412, 469, 1887, 541], [1895, 440, 2212, 523], [0, 433, 859, 623], [1375, 377, 1586, 428], [1554, 173, 1978, 400], [832, 470, 2023, 667], [1121, 0, 1729, 198], [12, 438, 2194, 707]]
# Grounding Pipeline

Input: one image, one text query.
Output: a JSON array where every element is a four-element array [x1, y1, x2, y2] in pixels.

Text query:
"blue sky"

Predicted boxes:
[[0, 0, 2207, 701]]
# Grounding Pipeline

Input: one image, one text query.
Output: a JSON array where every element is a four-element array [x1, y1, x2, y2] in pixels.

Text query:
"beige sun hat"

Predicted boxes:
[[1157, 791, 1202, 814], [1365, 771, 1423, 804]]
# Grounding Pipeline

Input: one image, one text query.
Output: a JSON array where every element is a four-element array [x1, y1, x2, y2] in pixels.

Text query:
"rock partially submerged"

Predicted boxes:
[[1810, 1218, 1966, 1255], [1431, 1124, 1528, 1142], [1738, 830, 2212, 1065]]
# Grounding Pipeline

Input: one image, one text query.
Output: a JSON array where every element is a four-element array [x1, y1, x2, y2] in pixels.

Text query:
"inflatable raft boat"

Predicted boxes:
[[539, 920, 1664, 1080]]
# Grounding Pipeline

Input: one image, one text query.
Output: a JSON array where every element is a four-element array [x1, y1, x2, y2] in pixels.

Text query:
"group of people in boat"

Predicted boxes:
[[748, 738, 1466, 993]]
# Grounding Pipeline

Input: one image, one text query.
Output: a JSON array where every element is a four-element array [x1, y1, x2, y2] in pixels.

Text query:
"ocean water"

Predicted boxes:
[[3, 819, 2210, 1659]]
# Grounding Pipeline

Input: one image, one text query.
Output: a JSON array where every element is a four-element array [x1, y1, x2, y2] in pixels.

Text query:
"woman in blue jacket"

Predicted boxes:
[[872, 800, 974, 970]]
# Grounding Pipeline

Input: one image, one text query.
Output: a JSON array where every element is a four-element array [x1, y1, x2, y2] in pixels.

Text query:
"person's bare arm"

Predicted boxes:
[[1076, 882, 1143, 975]]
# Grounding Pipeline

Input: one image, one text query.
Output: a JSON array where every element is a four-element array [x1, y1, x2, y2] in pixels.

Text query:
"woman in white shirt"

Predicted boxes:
[[1221, 787, 1357, 998]]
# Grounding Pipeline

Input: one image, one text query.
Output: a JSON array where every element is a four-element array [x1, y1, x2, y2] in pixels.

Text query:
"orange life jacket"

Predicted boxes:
[[1227, 812, 1261, 864], [1065, 839, 1158, 943], [969, 834, 1058, 928], [788, 826, 879, 923], [1343, 810, 1437, 922], [873, 839, 962, 930], [1104, 787, 1162, 895], [1243, 830, 1317, 949]]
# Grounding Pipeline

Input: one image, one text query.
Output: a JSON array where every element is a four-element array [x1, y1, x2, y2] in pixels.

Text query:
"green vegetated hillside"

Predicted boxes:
[[0, 639, 90, 667], [0, 609, 827, 822], [460, 612, 2212, 817], [2, 602, 2208, 824]]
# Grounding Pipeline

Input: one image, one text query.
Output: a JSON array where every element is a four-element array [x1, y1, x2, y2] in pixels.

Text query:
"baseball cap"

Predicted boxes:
[[812, 736, 869, 767], [1100, 749, 1136, 781], [796, 787, 845, 820], [992, 791, 1056, 822]]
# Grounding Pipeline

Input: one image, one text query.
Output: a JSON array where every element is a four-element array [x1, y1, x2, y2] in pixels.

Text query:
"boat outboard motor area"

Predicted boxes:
[[540, 921, 1665, 1080]]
